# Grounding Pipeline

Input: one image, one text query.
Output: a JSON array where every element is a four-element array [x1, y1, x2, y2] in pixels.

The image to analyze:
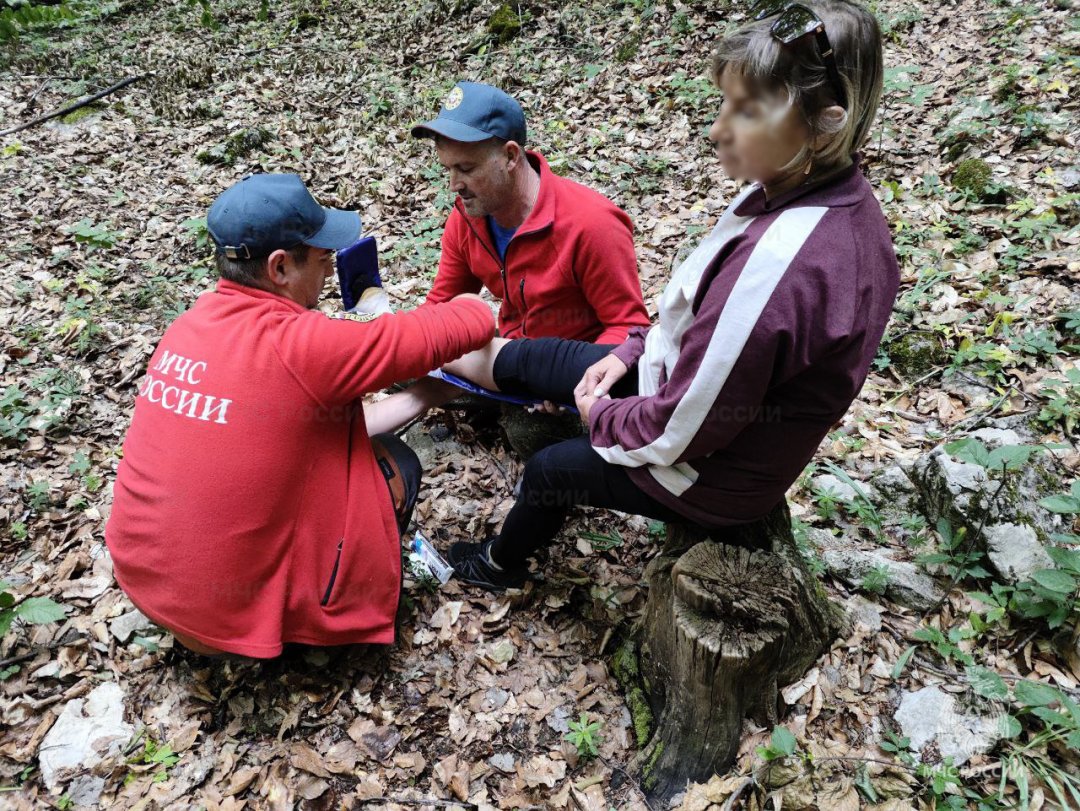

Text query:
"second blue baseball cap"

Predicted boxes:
[[411, 81, 527, 145], [207, 174, 362, 260]]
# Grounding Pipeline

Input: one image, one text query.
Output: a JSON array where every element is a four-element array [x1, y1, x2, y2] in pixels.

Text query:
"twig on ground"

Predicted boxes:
[[359, 797, 477, 808], [0, 74, 146, 137], [721, 776, 756, 810], [25, 79, 50, 114]]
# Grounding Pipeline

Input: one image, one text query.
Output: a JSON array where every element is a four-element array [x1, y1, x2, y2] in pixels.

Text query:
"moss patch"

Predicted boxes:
[[61, 103, 105, 124], [196, 126, 273, 166], [611, 636, 654, 747], [952, 158, 1001, 202], [640, 740, 664, 790], [615, 32, 642, 63], [886, 330, 947, 378], [487, 4, 521, 44]]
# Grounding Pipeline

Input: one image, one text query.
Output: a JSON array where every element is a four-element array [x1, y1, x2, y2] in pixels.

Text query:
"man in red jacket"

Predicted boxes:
[[105, 175, 494, 658], [412, 81, 649, 344]]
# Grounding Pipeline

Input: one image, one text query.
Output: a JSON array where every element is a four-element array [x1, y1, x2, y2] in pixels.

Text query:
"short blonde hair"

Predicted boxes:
[[710, 0, 884, 175]]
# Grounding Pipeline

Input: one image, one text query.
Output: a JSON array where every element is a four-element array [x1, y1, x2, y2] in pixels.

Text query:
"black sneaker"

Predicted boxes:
[[448, 540, 527, 592]]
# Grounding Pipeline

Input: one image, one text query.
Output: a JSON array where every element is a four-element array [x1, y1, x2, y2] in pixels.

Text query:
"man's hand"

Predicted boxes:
[[574, 354, 628, 401], [452, 292, 488, 305]]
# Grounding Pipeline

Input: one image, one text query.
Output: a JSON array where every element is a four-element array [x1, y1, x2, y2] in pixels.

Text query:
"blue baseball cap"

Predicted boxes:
[[207, 174, 362, 260], [411, 81, 527, 145]]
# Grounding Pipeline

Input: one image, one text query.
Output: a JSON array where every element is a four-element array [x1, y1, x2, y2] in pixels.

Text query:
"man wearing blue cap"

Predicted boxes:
[[105, 174, 495, 658], [413, 81, 649, 346]]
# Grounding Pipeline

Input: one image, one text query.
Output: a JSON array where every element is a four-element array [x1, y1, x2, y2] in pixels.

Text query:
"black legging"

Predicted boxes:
[[489, 338, 690, 568]]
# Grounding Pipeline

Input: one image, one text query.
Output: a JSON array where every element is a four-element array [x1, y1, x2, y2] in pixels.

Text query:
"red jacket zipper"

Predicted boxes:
[[457, 200, 547, 338]]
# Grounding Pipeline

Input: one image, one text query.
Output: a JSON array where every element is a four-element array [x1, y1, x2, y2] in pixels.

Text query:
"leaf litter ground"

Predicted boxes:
[[0, 0, 1078, 808]]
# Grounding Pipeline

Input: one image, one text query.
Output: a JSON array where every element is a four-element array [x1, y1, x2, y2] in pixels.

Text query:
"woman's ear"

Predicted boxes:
[[813, 105, 847, 149], [264, 249, 289, 288]]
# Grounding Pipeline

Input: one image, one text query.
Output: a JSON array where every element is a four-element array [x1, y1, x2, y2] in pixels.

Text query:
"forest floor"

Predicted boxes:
[[0, 0, 1078, 809]]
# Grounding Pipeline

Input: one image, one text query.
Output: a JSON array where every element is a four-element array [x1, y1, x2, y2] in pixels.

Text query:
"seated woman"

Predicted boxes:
[[442, 0, 899, 591]]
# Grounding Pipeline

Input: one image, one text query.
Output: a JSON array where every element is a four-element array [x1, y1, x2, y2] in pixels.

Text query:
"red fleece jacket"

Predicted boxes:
[[105, 280, 494, 658], [425, 151, 649, 344]]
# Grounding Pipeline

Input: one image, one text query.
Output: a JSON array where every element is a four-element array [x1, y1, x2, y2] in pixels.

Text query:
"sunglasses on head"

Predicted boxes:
[[750, 0, 848, 109]]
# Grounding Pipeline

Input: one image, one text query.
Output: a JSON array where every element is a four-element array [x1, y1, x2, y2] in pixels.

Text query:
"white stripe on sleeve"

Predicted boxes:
[[594, 206, 830, 478]]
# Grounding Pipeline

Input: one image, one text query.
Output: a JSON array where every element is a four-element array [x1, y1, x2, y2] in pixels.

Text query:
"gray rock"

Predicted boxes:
[[811, 473, 878, 504], [847, 595, 883, 633], [109, 608, 155, 643], [822, 548, 944, 611], [807, 527, 840, 551], [984, 523, 1054, 583], [968, 427, 1023, 448], [930, 449, 989, 496], [895, 686, 1008, 765], [39, 682, 134, 795], [910, 437, 1064, 581], [869, 465, 916, 502], [403, 422, 465, 470], [1059, 168, 1080, 190]]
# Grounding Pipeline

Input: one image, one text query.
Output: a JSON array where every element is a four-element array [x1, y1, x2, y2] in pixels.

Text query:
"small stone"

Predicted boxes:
[[895, 686, 1006, 765], [546, 706, 571, 734], [109, 608, 154, 643], [983, 523, 1054, 583], [1058, 168, 1080, 190], [847, 595, 883, 633], [481, 687, 510, 712], [39, 682, 134, 793], [488, 752, 516, 772]]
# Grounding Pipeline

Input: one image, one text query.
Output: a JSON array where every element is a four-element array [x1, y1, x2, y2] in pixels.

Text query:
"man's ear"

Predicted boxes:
[[503, 140, 523, 170], [265, 249, 290, 288]]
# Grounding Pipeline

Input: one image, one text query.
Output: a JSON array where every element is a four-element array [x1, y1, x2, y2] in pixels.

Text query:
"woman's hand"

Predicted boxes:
[[573, 354, 628, 424], [574, 354, 628, 401]]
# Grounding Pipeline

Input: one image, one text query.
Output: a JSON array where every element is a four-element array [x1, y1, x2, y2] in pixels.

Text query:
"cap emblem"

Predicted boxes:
[[443, 86, 464, 111]]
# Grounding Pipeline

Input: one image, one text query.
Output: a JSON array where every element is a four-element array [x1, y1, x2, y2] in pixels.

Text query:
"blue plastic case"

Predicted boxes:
[[336, 236, 381, 311]]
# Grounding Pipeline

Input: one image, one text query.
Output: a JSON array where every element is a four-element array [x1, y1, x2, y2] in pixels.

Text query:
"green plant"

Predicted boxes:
[[817, 462, 884, 540], [60, 295, 107, 356], [756, 726, 799, 762], [919, 518, 990, 582], [1035, 368, 1080, 435], [186, 0, 216, 30], [966, 668, 1080, 807], [564, 713, 602, 759], [69, 451, 103, 493], [580, 529, 623, 552], [0, 0, 76, 40], [860, 564, 890, 596], [126, 735, 181, 785], [945, 437, 1045, 473], [912, 623, 977, 666], [67, 219, 121, 250], [967, 484, 1080, 636], [0, 581, 67, 639], [24, 479, 51, 512], [181, 216, 211, 250]]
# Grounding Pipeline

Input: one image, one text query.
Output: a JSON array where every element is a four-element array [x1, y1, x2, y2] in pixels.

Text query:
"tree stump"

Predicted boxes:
[[617, 501, 845, 803]]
